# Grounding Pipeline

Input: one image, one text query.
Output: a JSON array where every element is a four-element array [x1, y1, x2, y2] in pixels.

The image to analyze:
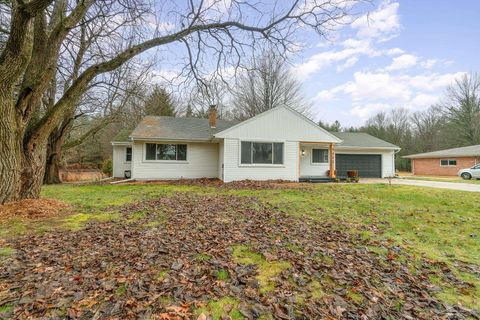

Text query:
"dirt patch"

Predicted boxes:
[[0, 198, 69, 220], [124, 178, 311, 190], [1, 194, 477, 319]]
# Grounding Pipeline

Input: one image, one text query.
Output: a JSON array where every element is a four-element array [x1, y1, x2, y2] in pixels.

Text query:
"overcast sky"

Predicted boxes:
[[295, 0, 479, 126]]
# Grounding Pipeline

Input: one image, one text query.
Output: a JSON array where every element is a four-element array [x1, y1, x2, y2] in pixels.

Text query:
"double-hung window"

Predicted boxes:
[[241, 141, 283, 165], [145, 143, 187, 161], [440, 159, 456, 166], [312, 149, 328, 164], [125, 147, 132, 162]]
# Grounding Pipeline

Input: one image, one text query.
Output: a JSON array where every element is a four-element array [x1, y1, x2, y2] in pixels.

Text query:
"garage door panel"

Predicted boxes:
[[335, 154, 382, 178]]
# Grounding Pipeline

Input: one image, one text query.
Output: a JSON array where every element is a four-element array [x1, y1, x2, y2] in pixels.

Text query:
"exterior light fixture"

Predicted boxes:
[[301, 149, 305, 156]]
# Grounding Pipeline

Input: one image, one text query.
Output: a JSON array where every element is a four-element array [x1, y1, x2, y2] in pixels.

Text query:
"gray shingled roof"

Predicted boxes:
[[332, 132, 400, 149], [126, 116, 399, 149], [130, 116, 240, 141], [403, 145, 480, 159]]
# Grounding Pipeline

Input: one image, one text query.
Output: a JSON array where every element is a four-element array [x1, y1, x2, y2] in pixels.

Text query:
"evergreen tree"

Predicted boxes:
[[144, 85, 176, 117]]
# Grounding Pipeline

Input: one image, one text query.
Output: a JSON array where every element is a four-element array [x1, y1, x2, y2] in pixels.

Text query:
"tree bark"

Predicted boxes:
[[44, 128, 65, 184], [0, 93, 24, 204]]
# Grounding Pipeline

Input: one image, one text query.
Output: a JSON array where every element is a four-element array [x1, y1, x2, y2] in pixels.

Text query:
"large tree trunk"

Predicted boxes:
[[44, 131, 63, 184], [19, 141, 48, 199], [0, 95, 24, 204]]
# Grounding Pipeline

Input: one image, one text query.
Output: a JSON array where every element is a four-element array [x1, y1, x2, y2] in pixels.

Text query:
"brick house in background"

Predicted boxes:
[[404, 145, 480, 176]]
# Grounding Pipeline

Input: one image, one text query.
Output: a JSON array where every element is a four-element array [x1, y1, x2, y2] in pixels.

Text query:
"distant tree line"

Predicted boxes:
[[319, 74, 480, 171]]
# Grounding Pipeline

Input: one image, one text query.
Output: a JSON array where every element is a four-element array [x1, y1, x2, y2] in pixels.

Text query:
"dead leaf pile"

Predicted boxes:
[[0, 194, 478, 319], [0, 198, 69, 221]]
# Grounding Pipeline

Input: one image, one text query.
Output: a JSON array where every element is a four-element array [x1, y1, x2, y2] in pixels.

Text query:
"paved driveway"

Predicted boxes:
[[362, 178, 480, 192]]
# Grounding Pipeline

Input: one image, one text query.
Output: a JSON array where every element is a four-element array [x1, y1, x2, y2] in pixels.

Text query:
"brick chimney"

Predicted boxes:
[[209, 105, 217, 128]]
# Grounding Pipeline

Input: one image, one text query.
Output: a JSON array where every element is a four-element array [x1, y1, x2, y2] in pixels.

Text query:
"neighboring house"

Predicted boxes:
[[111, 106, 400, 181], [404, 145, 480, 176]]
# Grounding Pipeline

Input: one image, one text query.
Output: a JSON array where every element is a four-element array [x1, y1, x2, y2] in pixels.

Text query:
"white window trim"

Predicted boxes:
[[143, 143, 189, 163], [311, 148, 329, 165], [238, 139, 285, 167], [439, 159, 457, 167]]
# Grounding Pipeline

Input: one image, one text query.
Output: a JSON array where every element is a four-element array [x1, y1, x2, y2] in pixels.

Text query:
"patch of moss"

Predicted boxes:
[[285, 242, 303, 253], [61, 212, 119, 231], [195, 253, 212, 262], [157, 270, 168, 281], [308, 280, 326, 299], [0, 303, 13, 313], [367, 245, 389, 256], [216, 269, 229, 281], [195, 297, 242, 320], [0, 247, 15, 258], [313, 252, 334, 266], [346, 289, 364, 305], [232, 245, 291, 294], [116, 284, 127, 296]]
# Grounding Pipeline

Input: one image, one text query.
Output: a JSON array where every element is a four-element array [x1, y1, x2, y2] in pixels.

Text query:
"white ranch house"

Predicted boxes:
[[111, 106, 400, 182]]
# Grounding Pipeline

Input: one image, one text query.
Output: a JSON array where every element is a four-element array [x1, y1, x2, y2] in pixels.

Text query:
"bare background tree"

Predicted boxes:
[[0, 0, 364, 204], [319, 73, 480, 172], [231, 50, 311, 120]]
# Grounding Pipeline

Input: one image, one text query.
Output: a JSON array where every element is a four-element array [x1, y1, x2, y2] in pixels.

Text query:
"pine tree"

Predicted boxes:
[[144, 85, 176, 117]]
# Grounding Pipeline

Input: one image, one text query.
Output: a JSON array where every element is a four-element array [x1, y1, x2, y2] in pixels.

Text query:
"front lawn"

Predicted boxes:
[[0, 182, 479, 319]]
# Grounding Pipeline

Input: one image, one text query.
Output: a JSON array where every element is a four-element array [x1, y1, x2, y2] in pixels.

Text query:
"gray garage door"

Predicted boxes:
[[335, 154, 382, 178]]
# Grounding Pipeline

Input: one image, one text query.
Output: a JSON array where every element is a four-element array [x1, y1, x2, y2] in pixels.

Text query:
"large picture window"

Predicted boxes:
[[312, 149, 328, 163], [241, 141, 283, 165], [145, 143, 187, 161]]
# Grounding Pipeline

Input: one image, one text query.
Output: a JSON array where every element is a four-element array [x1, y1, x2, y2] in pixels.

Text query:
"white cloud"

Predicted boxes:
[[351, 1, 401, 41], [337, 57, 359, 72], [385, 54, 418, 71], [409, 93, 439, 109], [405, 72, 466, 91], [350, 103, 391, 120], [293, 38, 379, 80], [342, 71, 411, 102], [420, 59, 438, 69]]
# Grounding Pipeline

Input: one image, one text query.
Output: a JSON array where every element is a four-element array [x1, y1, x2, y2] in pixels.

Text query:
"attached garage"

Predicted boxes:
[[336, 154, 382, 178]]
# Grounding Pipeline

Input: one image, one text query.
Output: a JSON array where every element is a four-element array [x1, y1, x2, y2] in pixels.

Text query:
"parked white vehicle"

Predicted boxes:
[[458, 164, 480, 180]]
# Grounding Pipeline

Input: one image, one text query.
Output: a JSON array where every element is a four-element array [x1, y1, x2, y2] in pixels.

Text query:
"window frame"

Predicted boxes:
[[311, 148, 329, 164], [440, 159, 457, 167], [239, 140, 285, 166], [144, 143, 188, 162], [125, 147, 132, 162]]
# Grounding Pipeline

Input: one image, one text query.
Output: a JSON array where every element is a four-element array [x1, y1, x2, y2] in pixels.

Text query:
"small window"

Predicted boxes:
[[440, 159, 457, 166], [240, 141, 283, 165], [145, 143, 187, 161], [473, 164, 480, 169], [312, 149, 329, 163], [125, 147, 132, 162]]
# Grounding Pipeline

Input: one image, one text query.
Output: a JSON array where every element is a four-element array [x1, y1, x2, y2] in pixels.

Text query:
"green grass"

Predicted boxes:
[[194, 297, 243, 320], [405, 176, 480, 184], [232, 245, 291, 294], [0, 182, 477, 309]]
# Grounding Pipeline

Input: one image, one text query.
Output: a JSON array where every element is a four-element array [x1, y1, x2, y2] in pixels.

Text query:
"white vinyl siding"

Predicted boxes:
[[223, 138, 298, 182], [112, 145, 132, 178], [216, 106, 340, 143], [334, 148, 396, 178], [132, 141, 219, 179], [299, 145, 330, 177]]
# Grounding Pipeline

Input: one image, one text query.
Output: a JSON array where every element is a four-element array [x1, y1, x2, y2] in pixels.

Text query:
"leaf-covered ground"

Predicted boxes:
[[1, 182, 479, 319]]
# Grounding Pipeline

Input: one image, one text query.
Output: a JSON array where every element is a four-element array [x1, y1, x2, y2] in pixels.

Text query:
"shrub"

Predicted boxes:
[[102, 159, 113, 176]]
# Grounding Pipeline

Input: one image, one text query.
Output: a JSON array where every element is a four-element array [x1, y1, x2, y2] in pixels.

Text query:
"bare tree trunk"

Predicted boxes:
[[0, 94, 24, 204], [44, 129, 64, 184]]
